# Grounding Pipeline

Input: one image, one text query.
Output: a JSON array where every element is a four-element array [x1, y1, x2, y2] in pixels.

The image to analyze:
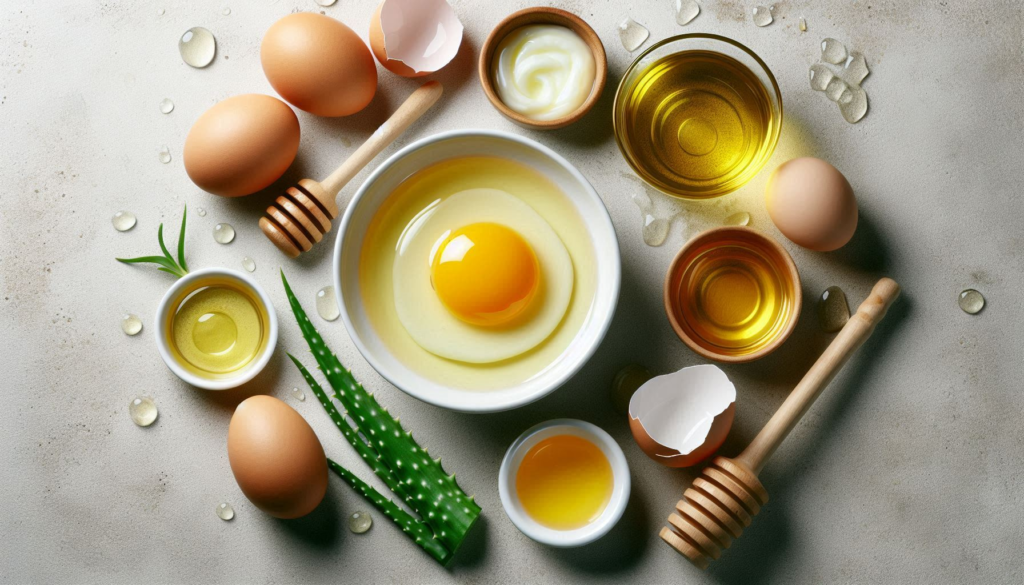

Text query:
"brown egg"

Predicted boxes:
[[227, 395, 328, 519], [183, 94, 299, 198], [261, 13, 377, 117], [765, 157, 858, 252]]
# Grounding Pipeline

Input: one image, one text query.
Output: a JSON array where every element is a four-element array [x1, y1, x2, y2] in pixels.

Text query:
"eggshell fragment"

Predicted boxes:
[[628, 364, 736, 468], [227, 395, 328, 519], [369, 0, 464, 78]]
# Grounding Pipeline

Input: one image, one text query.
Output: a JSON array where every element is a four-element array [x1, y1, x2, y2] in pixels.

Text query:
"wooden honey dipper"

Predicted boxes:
[[260, 81, 443, 258], [661, 277, 901, 569]]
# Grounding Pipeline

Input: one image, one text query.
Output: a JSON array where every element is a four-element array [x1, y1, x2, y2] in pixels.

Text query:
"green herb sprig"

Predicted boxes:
[[116, 206, 189, 278]]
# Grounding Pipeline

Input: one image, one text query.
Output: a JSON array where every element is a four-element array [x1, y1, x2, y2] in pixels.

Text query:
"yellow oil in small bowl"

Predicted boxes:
[[614, 34, 782, 200], [515, 434, 613, 530]]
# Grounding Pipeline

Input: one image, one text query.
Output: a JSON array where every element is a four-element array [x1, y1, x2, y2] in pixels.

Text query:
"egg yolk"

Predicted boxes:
[[431, 223, 540, 326]]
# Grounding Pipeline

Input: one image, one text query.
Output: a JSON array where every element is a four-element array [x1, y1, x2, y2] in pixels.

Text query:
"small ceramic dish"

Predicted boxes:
[[664, 227, 801, 363], [478, 7, 607, 130], [333, 130, 620, 413], [498, 419, 630, 547], [154, 267, 278, 391]]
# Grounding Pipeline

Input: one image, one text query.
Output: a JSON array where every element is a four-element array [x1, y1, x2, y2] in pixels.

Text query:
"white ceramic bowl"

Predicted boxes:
[[498, 419, 631, 547], [333, 130, 620, 413], [154, 267, 278, 391]]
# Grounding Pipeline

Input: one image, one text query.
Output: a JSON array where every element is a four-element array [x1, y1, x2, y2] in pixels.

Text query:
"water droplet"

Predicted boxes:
[[612, 364, 652, 414], [216, 502, 235, 521], [724, 211, 751, 226], [821, 38, 847, 65], [752, 6, 774, 26], [818, 286, 850, 332], [292, 387, 306, 402], [242, 257, 256, 272], [129, 396, 158, 427], [643, 215, 671, 246], [213, 223, 235, 244], [958, 289, 985, 314], [179, 27, 217, 68], [349, 511, 372, 533], [121, 314, 143, 336], [799, 17, 807, 32], [825, 77, 849, 102], [159, 98, 174, 114], [158, 146, 172, 164], [841, 51, 870, 86], [112, 211, 137, 232], [617, 18, 650, 52], [157, 8, 166, 16], [839, 86, 869, 123], [316, 286, 340, 322], [222, 7, 231, 15], [316, 0, 338, 6], [809, 64, 834, 92], [196, 207, 207, 217], [675, 0, 700, 25]]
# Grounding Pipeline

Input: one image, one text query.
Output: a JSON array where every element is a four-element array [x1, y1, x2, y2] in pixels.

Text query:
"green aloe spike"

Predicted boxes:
[[116, 206, 189, 278], [282, 272, 481, 562]]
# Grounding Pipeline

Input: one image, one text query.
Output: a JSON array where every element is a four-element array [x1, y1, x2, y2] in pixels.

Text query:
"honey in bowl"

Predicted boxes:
[[516, 434, 613, 530]]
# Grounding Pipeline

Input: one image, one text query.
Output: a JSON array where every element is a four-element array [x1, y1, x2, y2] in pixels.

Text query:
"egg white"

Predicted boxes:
[[393, 188, 574, 364]]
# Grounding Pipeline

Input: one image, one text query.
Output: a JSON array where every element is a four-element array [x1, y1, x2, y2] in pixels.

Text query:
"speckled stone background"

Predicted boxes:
[[2, 1, 1023, 583]]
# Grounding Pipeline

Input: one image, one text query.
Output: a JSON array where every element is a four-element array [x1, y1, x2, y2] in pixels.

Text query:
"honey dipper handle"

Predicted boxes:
[[736, 277, 901, 473], [319, 81, 443, 198]]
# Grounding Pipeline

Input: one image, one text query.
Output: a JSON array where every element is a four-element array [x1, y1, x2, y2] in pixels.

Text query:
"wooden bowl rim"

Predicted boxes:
[[663, 226, 803, 364], [477, 7, 607, 130]]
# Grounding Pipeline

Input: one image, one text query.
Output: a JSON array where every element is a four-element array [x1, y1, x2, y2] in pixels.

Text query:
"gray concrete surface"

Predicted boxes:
[[2, 0, 1023, 583]]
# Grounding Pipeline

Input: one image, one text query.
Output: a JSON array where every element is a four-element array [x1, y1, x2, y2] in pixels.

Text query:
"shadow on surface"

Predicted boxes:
[[274, 482, 343, 550], [544, 487, 651, 575]]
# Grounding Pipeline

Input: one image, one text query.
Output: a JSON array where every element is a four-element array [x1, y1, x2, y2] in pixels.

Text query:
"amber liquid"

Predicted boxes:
[[617, 50, 776, 199], [516, 435, 613, 530]]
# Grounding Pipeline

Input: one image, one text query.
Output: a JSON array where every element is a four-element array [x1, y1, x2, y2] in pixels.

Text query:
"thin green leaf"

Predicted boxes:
[[176, 206, 188, 272], [158, 267, 186, 277], [117, 255, 179, 270], [157, 223, 174, 264]]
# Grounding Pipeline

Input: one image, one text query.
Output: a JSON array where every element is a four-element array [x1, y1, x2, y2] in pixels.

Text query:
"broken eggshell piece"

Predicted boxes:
[[369, 0, 464, 78], [628, 364, 736, 468]]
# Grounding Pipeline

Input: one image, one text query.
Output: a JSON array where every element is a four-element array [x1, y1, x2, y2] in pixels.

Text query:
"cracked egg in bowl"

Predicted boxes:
[[334, 131, 620, 412]]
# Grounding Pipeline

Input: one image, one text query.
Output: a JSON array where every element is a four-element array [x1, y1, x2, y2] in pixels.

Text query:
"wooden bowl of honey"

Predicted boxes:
[[665, 227, 801, 363]]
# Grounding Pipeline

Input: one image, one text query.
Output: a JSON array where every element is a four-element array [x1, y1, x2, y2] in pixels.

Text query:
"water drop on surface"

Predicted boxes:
[[158, 146, 172, 164], [839, 86, 868, 123], [618, 18, 650, 52], [121, 314, 143, 336], [841, 51, 870, 85], [213, 223, 235, 244], [675, 0, 700, 25], [799, 17, 807, 32], [196, 207, 206, 217], [821, 38, 847, 65], [222, 7, 231, 15], [958, 289, 985, 314], [179, 27, 217, 68], [159, 98, 174, 114], [157, 8, 165, 16], [316, 0, 338, 6], [724, 211, 751, 227], [825, 77, 849, 102], [612, 364, 652, 414], [643, 215, 671, 247], [217, 502, 235, 521], [349, 511, 372, 534], [242, 257, 256, 272], [752, 6, 773, 27], [818, 286, 850, 332], [112, 211, 137, 232], [809, 64, 834, 92], [129, 396, 158, 427], [292, 387, 306, 402], [316, 286, 340, 322]]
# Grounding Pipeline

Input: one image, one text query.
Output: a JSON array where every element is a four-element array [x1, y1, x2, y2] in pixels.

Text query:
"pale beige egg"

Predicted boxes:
[[765, 157, 858, 252]]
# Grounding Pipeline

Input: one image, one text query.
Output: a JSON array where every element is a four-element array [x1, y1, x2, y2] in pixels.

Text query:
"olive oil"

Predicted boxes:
[[516, 435, 613, 530], [166, 279, 269, 377], [617, 49, 778, 199]]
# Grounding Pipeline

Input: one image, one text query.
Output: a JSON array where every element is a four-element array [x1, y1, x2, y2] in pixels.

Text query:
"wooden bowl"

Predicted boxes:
[[478, 7, 607, 130], [664, 227, 802, 363]]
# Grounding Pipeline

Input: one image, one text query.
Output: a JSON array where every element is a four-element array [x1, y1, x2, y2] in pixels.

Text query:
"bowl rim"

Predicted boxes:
[[478, 7, 608, 130], [153, 267, 279, 391], [333, 129, 621, 413], [611, 33, 784, 200], [498, 419, 631, 547], [663, 226, 802, 363]]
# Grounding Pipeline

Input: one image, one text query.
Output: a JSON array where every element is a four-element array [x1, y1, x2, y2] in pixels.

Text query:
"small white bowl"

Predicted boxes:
[[154, 267, 278, 391], [498, 419, 631, 547], [333, 129, 621, 413]]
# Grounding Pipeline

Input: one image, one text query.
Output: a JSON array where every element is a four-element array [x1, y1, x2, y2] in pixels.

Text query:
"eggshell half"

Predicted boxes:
[[369, 0, 464, 77], [227, 395, 328, 519], [765, 157, 858, 252], [628, 364, 736, 468]]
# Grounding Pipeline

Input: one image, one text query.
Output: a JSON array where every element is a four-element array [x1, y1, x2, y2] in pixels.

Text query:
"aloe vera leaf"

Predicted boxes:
[[288, 353, 404, 496], [327, 459, 451, 565], [281, 272, 481, 554]]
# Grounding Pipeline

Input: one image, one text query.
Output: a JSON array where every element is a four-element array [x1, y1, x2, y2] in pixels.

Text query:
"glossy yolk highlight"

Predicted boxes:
[[431, 222, 540, 326]]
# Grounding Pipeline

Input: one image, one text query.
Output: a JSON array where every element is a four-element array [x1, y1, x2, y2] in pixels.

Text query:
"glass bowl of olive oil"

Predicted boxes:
[[613, 34, 783, 200], [155, 268, 278, 390]]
